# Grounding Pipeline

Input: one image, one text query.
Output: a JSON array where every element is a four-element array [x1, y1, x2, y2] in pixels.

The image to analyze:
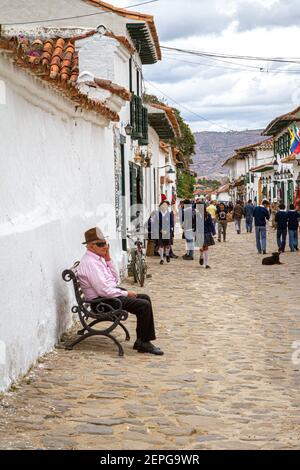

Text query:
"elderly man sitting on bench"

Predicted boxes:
[[77, 227, 164, 356]]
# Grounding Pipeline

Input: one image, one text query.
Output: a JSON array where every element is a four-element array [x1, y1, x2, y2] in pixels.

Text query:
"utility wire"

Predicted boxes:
[[162, 54, 265, 73], [144, 78, 235, 132], [161, 45, 300, 65], [162, 54, 300, 75], [163, 49, 264, 71], [1, 0, 159, 26]]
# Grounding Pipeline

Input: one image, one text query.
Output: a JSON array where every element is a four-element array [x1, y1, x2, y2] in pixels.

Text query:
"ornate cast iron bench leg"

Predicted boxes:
[[65, 330, 124, 356], [65, 331, 95, 350], [106, 333, 124, 357], [77, 320, 130, 341], [77, 319, 100, 335], [119, 322, 130, 341]]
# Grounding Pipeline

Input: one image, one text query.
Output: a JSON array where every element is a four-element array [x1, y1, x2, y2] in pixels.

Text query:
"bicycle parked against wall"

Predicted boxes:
[[127, 231, 148, 287]]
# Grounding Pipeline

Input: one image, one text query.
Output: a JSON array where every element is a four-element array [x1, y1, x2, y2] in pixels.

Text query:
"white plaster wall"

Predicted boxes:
[[256, 149, 274, 165], [0, 57, 120, 391], [2, 1, 121, 34], [217, 192, 230, 203], [236, 159, 246, 177]]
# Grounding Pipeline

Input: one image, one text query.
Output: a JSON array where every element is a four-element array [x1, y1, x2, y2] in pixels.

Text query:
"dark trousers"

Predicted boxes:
[[277, 228, 287, 252], [118, 294, 156, 342]]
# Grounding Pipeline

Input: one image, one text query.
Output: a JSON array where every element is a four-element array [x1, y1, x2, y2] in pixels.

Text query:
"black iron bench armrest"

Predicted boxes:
[[84, 297, 123, 315]]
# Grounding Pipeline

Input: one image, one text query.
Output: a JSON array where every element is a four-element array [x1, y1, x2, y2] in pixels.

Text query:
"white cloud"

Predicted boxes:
[[79, 1, 300, 132]]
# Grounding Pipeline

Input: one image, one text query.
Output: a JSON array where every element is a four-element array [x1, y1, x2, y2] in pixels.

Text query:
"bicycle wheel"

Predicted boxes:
[[134, 251, 145, 287], [130, 249, 138, 282]]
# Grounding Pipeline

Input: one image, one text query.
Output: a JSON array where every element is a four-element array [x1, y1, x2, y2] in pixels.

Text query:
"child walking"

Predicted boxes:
[[195, 203, 216, 269]]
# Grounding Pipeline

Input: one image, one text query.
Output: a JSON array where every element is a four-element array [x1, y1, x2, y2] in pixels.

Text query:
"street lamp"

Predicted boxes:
[[156, 164, 175, 174], [124, 123, 133, 136]]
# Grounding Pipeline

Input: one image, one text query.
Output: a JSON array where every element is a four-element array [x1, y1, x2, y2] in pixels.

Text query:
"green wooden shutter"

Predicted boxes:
[[138, 107, 149, 146]]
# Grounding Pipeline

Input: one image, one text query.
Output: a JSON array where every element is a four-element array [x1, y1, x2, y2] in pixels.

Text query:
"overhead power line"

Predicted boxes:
[[144, 79, 235, 132], [1, 0, 159, 26], [161, 45, 300, 65], [162, 53, 300, 75]]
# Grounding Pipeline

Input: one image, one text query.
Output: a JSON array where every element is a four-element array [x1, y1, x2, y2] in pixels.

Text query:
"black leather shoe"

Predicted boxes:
[[133, 339, 143, 350], [166, 256, 170, 263], [137, 342, 164, 355], [182, 254, 193, 260], [170, 253, 178, 259]]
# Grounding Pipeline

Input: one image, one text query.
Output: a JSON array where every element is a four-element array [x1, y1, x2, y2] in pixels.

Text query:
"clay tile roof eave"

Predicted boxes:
[[235, 137, 274, 153], [94, 77, 132, 101], [262, 106, 300, 136], [105, 31, 136, 55], [0, 38, 119, 123], [150, 103, 181, 138], [84, 0, 161, 60]]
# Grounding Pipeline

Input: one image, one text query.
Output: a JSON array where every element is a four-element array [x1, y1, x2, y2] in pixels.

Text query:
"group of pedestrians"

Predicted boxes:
[[275, 204, 300, 253], [230, 199, 300, 254], [147, 195, 300, 269]]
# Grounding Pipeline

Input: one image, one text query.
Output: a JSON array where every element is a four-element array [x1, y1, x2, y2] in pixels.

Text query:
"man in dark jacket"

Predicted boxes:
[[253, 200, 270, 254], [287, 204, 300, 252], [233, 201, 244, 234], [244, 200, 255, 233], [275, 204, 288, 252]]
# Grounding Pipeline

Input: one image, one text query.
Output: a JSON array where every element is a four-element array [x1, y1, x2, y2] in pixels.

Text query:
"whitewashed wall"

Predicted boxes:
[[0, 56, 121, 391]]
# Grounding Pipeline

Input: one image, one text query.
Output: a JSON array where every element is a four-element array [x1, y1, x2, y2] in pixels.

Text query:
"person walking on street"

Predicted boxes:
[[181, 200, 195, 260], [157, 201, 174, 265], [287, 204, 300, 252], [196, 203, 216, 269], [253, 200, 270, 254], [270, 200, 278, 230], [233, 201, 244, 234], [275, 204, 288, 253], [217, 203, 228, 242], [244, 199, 255, 233], [207, 200, 218, 230]]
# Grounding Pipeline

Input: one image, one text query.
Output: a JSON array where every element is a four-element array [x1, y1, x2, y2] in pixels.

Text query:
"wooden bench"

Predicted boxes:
[[62, 261, 130, 356]]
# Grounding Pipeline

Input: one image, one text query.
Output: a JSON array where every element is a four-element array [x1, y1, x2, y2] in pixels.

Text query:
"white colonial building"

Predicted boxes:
[[0, 0, 182, 391], [222, 138, 274, 205], [263, 105, 300, 210]]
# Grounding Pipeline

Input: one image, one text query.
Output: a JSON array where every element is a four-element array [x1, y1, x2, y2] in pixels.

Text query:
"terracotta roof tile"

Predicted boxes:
[[105, 31, 135, 55], [94, 78, 132, 101], [84, 0, 161, 60], [0, 36, 119, 122], [159, 141, 170, 154]]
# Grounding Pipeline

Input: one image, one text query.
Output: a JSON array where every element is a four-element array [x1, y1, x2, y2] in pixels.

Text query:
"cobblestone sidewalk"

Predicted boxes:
[[1, 223, 300, 450]]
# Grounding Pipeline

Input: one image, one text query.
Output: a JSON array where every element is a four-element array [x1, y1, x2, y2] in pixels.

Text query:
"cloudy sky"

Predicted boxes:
[[115, 0, 300, 132]]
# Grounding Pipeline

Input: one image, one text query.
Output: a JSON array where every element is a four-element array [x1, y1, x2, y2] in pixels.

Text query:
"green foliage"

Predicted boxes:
[[196, 178, 220, 190], [143, 93, 196, 199], [143, 94, 196, 163], [172, 109, 196, 162], [177, 170, 196, 199]]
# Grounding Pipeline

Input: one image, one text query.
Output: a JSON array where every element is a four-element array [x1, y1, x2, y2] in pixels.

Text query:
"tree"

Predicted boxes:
[[143, 93, 196, 199], [143, 94, 196, 164], [176, 170, 196, 199]]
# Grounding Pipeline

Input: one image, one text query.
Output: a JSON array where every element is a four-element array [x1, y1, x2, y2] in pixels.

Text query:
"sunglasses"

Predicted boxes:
[[94, 242, 107, 248]]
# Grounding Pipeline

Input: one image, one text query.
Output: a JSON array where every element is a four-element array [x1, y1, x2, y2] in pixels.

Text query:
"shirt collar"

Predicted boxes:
[[86, 250, 103, 262]]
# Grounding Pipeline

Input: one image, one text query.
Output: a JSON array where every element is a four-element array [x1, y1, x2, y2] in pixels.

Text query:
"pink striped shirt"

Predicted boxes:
[[77, 250, 128, 300]]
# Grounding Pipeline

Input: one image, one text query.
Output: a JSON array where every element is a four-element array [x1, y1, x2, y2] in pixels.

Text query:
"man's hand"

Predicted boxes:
[[104, 244, 111, 262], [127, 291, 137, 298]]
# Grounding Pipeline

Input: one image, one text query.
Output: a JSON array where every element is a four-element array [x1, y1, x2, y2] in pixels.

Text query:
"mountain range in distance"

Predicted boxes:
[[191, 129, 267, 180]]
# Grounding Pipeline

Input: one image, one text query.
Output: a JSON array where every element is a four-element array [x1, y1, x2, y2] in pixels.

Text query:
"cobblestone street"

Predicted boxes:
[[1, 223, 300, 450]]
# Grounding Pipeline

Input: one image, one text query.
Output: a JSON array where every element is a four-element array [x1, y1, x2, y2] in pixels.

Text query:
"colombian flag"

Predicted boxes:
[[289, 125, 300, 155]]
